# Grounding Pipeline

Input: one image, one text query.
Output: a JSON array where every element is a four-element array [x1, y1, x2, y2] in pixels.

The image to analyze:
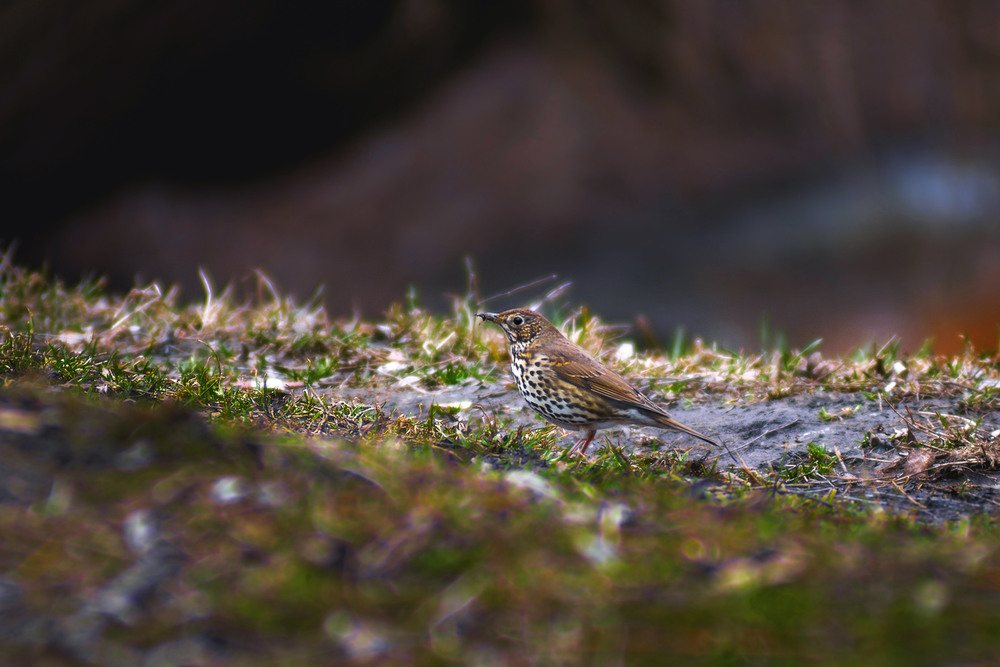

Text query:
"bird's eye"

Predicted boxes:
[[512, 316, 524, 326]]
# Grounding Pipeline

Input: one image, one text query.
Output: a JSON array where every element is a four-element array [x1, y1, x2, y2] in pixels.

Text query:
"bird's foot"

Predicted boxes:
[[563, 431, 597, 458]]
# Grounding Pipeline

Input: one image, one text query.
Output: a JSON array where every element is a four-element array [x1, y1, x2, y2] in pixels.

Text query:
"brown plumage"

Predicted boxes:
[[478, 308, 720, 456]]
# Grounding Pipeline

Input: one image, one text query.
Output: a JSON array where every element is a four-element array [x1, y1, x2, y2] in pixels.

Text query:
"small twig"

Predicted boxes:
[[915, 410, 979, 426], [312, 389, 333, 435], [815, 473, 839, 493], [926, 460, 982, 472], [531, 281, 574, 310], [833, 446, 852, 477], [716, 436, 751, 473], [891, 480, 927, 509], [919, 442, 960, 455], [478, 274, 559, 306], [735, 419, 800, 452]]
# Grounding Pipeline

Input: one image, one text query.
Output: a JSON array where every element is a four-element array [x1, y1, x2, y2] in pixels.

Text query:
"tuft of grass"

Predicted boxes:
[[780, 442, 837, 482]]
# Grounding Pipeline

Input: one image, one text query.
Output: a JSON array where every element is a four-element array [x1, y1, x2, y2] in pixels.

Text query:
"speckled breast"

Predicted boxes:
[[508, 344, 597, 428]]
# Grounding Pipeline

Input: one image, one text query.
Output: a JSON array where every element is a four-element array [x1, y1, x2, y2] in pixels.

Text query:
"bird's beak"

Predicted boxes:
[[477, 312, 498, 323]]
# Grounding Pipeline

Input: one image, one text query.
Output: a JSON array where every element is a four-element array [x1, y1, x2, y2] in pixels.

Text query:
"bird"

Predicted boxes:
[[478, 308, 721, 456]]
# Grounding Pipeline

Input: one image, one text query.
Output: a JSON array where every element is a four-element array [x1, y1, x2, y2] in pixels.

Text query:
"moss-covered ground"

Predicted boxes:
[[1, 254, 999, 664]]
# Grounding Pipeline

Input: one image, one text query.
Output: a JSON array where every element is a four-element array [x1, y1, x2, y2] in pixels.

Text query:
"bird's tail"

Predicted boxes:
[[652, 413, 720, 447], [652, 412, 746, 467]]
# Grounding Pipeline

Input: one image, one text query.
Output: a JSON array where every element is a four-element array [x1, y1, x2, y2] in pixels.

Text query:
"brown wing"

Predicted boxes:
[[546, 346, 664, 414], [547, 343, 721, 447]]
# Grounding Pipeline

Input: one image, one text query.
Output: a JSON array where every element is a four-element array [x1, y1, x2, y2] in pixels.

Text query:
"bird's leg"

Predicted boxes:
[[567, 430, 597, 457]]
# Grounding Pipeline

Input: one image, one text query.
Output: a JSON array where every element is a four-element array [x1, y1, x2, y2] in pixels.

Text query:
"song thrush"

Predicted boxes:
[[478, 309, 720, 455]]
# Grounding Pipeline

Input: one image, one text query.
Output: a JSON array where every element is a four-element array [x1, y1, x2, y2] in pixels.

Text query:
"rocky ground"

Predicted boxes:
[[348, 380, 1000, 521]]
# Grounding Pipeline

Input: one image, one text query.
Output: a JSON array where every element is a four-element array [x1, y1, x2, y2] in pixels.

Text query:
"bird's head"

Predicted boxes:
[[477, 309, 557, 345]]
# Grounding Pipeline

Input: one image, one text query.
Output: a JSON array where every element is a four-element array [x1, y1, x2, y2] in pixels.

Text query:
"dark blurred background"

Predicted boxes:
[[3, 0, 1000, 353]]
